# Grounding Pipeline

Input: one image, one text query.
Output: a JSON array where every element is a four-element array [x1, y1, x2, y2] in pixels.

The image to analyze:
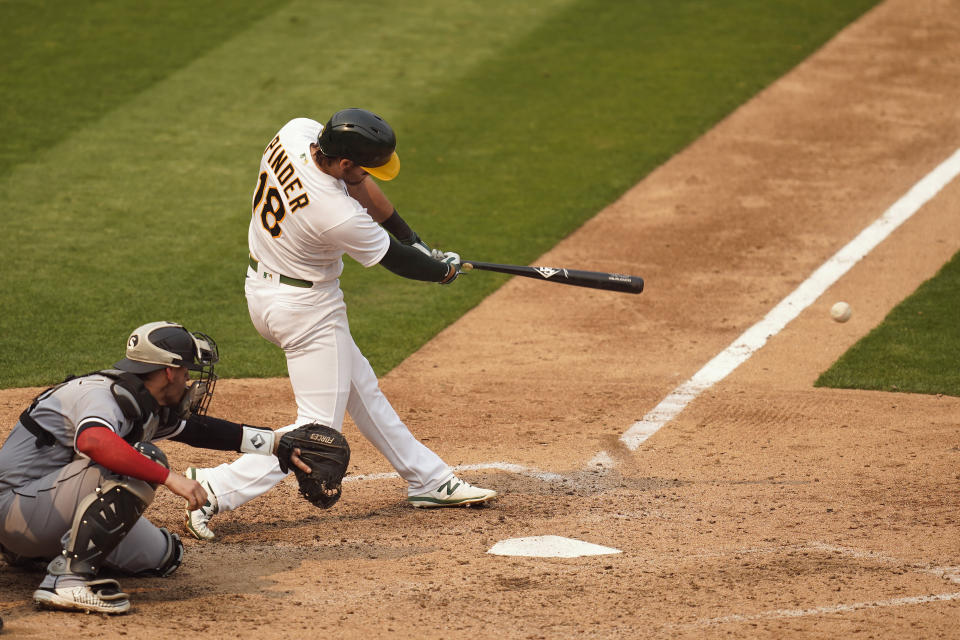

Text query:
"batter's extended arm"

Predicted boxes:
[[347, 178, 394, 222], [379, 236, 459, 284]]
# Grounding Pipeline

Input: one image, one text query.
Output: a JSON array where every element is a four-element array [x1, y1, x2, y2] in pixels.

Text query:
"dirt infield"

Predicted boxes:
[[3, 0, 960, 637]]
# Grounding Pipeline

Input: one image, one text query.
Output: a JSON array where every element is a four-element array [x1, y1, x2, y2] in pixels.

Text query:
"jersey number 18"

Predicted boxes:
[[253, 171, 285, 238]]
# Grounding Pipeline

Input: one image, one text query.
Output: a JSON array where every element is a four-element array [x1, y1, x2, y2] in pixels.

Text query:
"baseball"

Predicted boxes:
[[830, 301, 852, 323]]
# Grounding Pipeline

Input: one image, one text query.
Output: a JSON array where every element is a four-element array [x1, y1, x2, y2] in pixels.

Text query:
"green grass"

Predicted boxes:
[[0, 0, 287, 176], [0, 0, 881, 388], [816, 250, 960, 397]]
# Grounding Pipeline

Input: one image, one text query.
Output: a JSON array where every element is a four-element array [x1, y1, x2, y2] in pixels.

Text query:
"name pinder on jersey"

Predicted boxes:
[[263, 136, 309, 212]]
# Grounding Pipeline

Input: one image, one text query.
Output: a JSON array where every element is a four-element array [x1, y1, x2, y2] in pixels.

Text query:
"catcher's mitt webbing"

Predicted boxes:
[[276, 424, 350, 509]]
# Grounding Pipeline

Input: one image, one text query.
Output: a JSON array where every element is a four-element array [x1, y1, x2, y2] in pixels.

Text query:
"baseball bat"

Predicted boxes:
[[460, 260, 644, 294]]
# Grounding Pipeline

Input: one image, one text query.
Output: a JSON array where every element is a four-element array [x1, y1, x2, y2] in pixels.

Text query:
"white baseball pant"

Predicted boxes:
[[202, 268, 452, 511]]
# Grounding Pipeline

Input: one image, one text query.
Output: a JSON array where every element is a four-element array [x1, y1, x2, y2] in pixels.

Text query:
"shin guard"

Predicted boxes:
[[46, 479, 154, 578]]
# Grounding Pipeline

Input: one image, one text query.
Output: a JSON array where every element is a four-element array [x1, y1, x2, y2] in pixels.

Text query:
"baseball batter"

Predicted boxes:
[[0, 322, 309, 614], [185, 108, 496, 540]]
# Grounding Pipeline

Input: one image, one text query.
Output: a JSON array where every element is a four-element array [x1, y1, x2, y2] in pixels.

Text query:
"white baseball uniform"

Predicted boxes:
[[202, 118, 452, 510]]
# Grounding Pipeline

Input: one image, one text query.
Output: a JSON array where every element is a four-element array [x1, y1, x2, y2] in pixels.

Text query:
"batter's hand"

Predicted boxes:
[[165, 472, 208, 511], [438, 251, 462, 285], [440, 251, 461, 266]]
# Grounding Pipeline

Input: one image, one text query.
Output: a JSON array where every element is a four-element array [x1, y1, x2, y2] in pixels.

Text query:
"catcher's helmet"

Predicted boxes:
[[115, 321, 218, 375], [317, 108, 400, 181]]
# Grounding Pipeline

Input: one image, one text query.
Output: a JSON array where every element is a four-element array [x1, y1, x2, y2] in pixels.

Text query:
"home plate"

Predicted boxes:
[[487, 536, 622, 558]]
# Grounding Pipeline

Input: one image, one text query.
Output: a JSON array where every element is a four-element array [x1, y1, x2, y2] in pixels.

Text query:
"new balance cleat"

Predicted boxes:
[[407, 476, 497, 508]]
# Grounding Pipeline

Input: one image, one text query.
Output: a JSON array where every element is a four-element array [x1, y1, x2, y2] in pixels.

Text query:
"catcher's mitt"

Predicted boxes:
[[276, 424, 350, 509]]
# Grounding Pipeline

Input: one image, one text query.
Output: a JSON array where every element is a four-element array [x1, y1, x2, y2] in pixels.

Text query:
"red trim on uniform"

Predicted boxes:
[[76, 426, 170, 486]]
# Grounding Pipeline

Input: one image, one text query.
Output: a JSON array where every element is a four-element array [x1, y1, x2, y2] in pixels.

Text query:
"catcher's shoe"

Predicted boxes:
[[34, 578, 130, 614], [184, 466, 218, 541], [407, 476, 497, 508]]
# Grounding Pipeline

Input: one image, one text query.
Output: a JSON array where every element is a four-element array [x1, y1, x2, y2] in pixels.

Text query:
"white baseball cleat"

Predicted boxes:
[[184, 467, 218, 541], [33, 578, 130, 614], [407, 476, 497, 508]]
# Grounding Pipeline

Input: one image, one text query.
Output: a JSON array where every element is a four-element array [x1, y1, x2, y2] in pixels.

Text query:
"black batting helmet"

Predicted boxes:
[[316, 108, 400, 181]]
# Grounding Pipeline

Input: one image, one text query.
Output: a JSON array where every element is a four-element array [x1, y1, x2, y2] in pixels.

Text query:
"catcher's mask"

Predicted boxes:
[[316, 108, 400, 181], [114, 321, 219, 416]]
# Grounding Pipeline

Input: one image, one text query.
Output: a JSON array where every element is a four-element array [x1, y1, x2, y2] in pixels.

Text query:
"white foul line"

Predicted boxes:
[[686, 592, 960, 628], [621, 147, 960, 450], [343, 461, 564, 484]]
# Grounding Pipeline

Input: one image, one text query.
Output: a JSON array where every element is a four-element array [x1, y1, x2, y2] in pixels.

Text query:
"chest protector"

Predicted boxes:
[[18, 370, 163, 447]]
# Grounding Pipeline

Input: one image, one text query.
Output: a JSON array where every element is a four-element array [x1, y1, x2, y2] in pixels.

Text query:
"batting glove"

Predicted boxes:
[[438, 251, 462, 285]]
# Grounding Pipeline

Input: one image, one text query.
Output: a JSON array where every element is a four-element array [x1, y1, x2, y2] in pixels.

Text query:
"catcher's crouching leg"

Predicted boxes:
[[114, 443, 183, 577], [35, 444, 173, 614], [134, 527, 184, 577], [0, 541, 48, 572], [35, 477, 154, 614], [45, 477, 154, 578]]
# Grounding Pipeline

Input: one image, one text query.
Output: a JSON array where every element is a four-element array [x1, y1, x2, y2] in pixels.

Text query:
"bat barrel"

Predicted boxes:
[[462, 261, 644, 294]]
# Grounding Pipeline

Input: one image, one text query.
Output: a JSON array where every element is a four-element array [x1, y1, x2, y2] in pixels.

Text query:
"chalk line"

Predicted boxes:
[[685, 591, 960, 628], [343, 461, 564, 484], [621, 147, 960, 450]]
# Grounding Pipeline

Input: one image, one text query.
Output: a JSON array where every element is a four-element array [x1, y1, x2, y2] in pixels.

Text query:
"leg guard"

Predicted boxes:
[[46, 478, 154, 578], [136, 527, 184, 577]]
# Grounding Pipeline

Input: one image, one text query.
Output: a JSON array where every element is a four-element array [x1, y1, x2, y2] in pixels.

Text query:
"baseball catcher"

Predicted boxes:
[[276, 423, 350, 508], [0, 321, 310, 615]]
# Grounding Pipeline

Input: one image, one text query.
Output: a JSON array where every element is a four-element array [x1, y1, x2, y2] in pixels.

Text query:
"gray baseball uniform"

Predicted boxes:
[[0, 373, 175, 571]]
